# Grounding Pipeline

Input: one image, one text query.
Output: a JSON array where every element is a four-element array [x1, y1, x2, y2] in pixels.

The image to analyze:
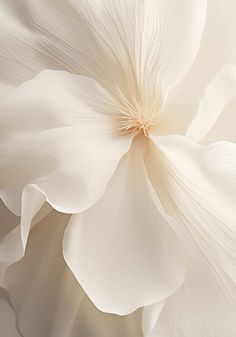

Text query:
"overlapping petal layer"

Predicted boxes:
[[143, 135, 236, 335], [2, 210, 142, 337], [186, 65, 236, 143], [3, 211, 73, 337], [145, 251, 236, 337], [0, 1, 235, 336], [158, 0, 236, 136], [0, 186, 46, 282], [142, 301, 165, 337], [0, 70, 131, 215], [0, 0, 207, 109], [146, 135, 236, 281], [63, 139, 186, 315], [0, 0, 66, 89]]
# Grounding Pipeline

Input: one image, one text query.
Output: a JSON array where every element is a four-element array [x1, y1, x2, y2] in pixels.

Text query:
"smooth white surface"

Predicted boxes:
[[186, 65, 236, 142], [0, 0, 235, 335], [64, 141, 186, 314], [0, 70, 131, 215]]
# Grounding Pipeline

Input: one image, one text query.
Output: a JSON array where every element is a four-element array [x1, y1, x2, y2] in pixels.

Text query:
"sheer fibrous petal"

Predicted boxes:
[[144, 136, 236, 336], [0, 1, 234, 335], [146, 251, 236, 337], [3, 210, 142, 337], [63, 139, 186, 315], [0, 187, 46, 283], [0, 70, 131, 214], [158, 0, 236, 136], [3, 210, 76, 337], [146, 135, 236, 284], [0, 0, 206, 112], [186, 65, 236, 143], [0, 0, 66, 89]]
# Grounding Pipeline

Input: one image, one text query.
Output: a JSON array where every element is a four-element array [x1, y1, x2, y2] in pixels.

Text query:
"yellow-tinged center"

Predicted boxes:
[[117, 95, 158, 137]]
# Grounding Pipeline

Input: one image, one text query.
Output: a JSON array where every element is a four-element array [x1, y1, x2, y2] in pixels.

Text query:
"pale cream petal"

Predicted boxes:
[[142, 301, 165, 337], [157, 0, 236, 135], [2, 210, 142, 337], [66, 0, 206, 107], [63, 139, 186, 315], [0, 186, 46, 284], [3, 210, 79, 337], [147, 251, 236, 337], [186, 65, 236, 143], [0, 70, 131, 215], [0, 0, 206, 107], [202, 92, 236, 144], [0, 69, 130, 288], [0, 0, 67, 89], [146, 135, 236, 284], [136, 0, 207, 107]]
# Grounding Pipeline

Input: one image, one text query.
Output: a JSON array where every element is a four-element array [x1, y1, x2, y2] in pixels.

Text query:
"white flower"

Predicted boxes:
[[0, 1, 235, 337], [142, 64, 236, 337], [0, 202, 143, 337]]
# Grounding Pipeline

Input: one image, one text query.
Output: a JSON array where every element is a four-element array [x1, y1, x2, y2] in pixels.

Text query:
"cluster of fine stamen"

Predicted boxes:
[[117, 92, 158, 137]]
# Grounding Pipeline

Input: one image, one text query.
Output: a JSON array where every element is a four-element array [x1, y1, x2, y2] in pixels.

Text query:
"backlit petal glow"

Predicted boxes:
[[0, 1, 235, 337]]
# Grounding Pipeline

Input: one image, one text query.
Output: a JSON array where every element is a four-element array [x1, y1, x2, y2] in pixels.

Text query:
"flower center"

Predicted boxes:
[[117, 95, 158, 137]]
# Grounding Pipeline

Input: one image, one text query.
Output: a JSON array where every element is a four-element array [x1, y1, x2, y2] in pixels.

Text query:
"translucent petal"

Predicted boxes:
[[2, 210, 142, 337], [186, 65, 236, 143], [0, 0, 206, 108], [0, 187, 45, 283], [147, 251, 236, 337], [142, 301, 165, 337], [146, 135, 236, 284], [64, 139, 186, 315], [0, 70, 131, 214], [157, 0, 236, 136]]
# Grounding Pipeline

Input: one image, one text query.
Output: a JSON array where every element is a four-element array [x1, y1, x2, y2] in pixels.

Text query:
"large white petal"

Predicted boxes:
[[0, 0, 206, 105], [186, 65, 236, 143], [0, 0, 68, 90], [136, 0, 207, 107], [147, 251, 236, 337], [63, 139, 186, 315], [0, 186, 46, 284], [70, 0, 206, 103], [3, 210, 80, 337], [203, 93, 236, 143], [0, 70, 131, 214], [2, 210, 142, 337], [157, 0, 236, 136], [146, 135, 236, 284]]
